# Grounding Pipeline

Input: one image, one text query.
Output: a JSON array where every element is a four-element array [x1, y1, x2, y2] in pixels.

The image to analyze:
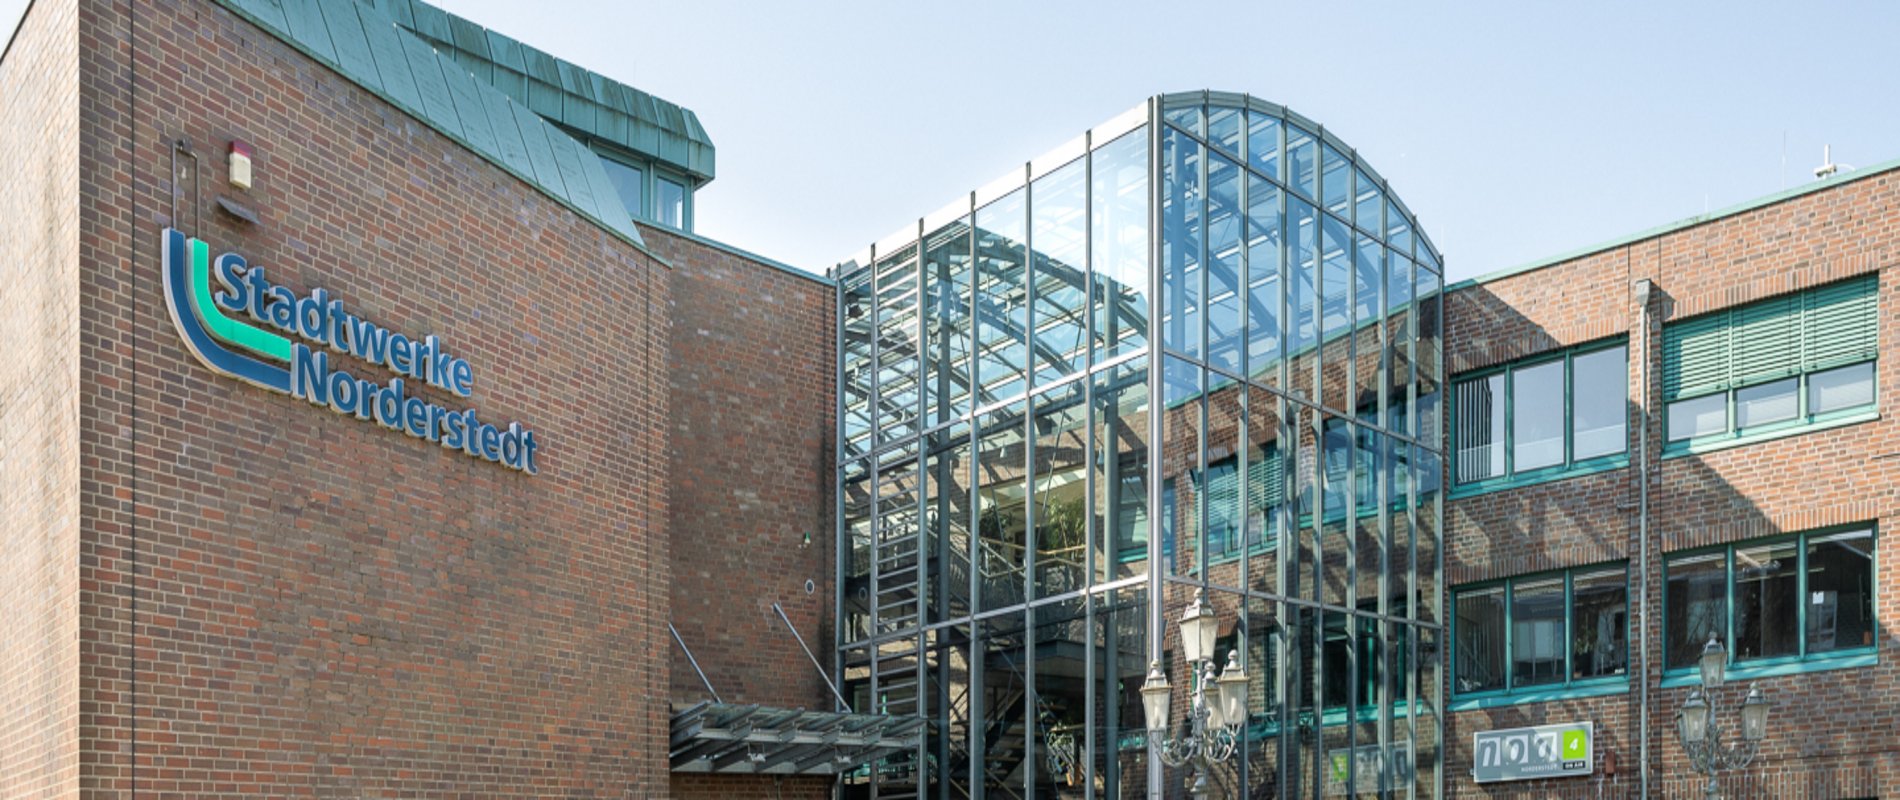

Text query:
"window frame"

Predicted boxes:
[[1451, 562, 1631, 703], [1450, 338, 1630, 495], [585, 139, 697, 231], [1662, 525, 1879, 682], [1663, 359, 1878, 455]]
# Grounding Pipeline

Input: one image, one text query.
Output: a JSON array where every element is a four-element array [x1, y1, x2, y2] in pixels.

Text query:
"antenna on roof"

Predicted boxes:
[[1814, 145, 1853, 180]]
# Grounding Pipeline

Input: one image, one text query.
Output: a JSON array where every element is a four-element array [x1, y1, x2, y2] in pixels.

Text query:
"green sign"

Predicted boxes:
[[1472, 721, 1592, 783]]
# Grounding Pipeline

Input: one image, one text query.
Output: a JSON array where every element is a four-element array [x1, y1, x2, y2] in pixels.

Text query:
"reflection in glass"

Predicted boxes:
[[1667, 393, 1727, 441], [1735, 378, 1798, 429], [1207, 154, 1245, 376], [1509, 577, 1563, 687], [924, 220, 974, 427], [975, 402, 1027, 613], [1034, 383, 1089, 599], [1093, 360, 1149, 582], [1571, 567, 1628, 679], [1246, 176, 1284, 388], [1571, 346, 1628, 460], [1032, 159, 1089, 386], [1091, 130, 1150, 363], [1030, 599, 1089, 798], [657, 176, 685, 227], [1454, 587, 1504, 693], [1807, 529, 1875, 654], [1162, 128, 1204, 360], [976, 191, 1029, 406], [1093, 588, 1149, 799], [1809, 361, 1875, 414], [598, 156, 643, 219], [1734, 539, 1799, 660], [1665, 552, 1728, 669], [1511, 360, 1564, 472]]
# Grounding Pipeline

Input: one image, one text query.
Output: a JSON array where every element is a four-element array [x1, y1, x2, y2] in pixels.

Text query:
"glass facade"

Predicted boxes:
[[837, 93, 1445, 799]]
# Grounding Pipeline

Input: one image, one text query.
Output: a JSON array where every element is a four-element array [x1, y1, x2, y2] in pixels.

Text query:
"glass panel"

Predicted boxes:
[[1665, 552, 1728, 669], [1207, 154, 1245, 376], [1162, 128, 1204, 360], [924, 625, 974, 799], [657, 177, 685, 227], [974, 611, 1029, 798], [1668, 393, 1728, 441], [1454, 374, 1504, 483], [1286, 124, 1318, 201], [1091, 587, 1149, 800], [1571, 345, 1629, 460], [1319, 213, 1352, 346], [1354, 168, 1383, 235], [1453, 586, 1505, 693], [927, 429, 973, 622], [1207, 104, 1242, 159], [597, 155, 642, 218], [1246, 176, 1284, 388], [975, 190, 1029, 407], [1288, 197, 1319, 402], [1509, 577, 1564, 687], [1511, 360, 1565, 472], [1808, 361, 1875, 415], [842, 268, 876, 460], [1417, 269, 1442, 397], [1246, 109, 1280, 181], [1320, 144, 1351, 216], [1734, 538, 1800, 661], [1806, 529, 1876, 654], [1246, 392, 1287, 598], [1205, 384, 1244, 568], [1354, 234, 1384, 406], [876, 244, 922, 444], [1164, 102, 1202, 136], [1093, 359, 1149, 583], [1239, 597, 1281, 800], [1320, 418, 1351, 607], [1033, 383, 1088, 600], [843, 461, 873, 644], [875, 459, 921, 636], [1029, 598, 1089, 798], [1163, 357, 1204, 578], [1091, 129, 1149, 364], [873, 637, 922, 792], [1735, 377, 1798, 429], [924, 220, 975, 427], [1571, 567, 1629, 680], [1031, 158, 1089, 386], [975, 402, 1027, 613]]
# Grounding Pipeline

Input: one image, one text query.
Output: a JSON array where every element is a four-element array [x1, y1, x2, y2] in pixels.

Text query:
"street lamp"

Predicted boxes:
[[1141, 589, 1248, 799], [1674, 634, 1770, 799]]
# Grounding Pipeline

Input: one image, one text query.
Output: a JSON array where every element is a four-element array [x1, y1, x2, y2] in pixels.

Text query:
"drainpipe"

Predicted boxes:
[[1634, 277, 1655, 799]]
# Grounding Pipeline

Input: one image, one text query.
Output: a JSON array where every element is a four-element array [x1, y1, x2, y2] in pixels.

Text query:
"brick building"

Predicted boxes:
[[4, 0, 1897, 798], [1441, 160, 1900, 799], [0, 0, 865, 798]]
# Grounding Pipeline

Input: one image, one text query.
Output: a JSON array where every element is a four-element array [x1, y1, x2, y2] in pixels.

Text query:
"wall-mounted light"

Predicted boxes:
[[229, 140, 254, 190]]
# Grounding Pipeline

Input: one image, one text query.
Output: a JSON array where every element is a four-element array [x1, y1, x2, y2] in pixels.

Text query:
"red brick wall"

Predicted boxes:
[[75, 0, 673, 795], [640, 227, 836, 799], [0, 1, 82, 797], [1444, 167, 1900, 798]]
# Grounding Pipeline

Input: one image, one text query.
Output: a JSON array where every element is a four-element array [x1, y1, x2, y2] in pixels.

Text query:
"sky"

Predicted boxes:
[[7, 1, 1899, 282]]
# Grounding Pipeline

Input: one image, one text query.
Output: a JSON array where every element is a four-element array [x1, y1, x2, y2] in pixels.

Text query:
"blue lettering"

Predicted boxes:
[[267, 286, 297, 330], [521, 430, 539, 475], [402, 397, 428, 438], [296, 288, 328, 341], [325, 300, 352, 353], [389, 334, 411, 374], [214, 254, 249, 311], [451, 360, 473, 397], [245, 266, 273, 321], [441, 408, 467, 449], [354, 378, 378, 420], [348, 317, 388, 364], [327, 370, 358, 415], [374, 378, 405, 430], [290, 344, 328, 405], [478, 423, 501, 461]]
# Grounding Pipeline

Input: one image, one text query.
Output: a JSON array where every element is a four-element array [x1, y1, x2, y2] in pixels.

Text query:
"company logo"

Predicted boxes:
[[161, 228, 540, 474]]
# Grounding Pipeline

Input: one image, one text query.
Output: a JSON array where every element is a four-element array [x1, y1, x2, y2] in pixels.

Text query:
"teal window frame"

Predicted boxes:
[[1662, 276, 1878, 456], [1662, 524, 1879, 683], [1450, 338, 1630, 496], [586, 139, 697, 231], [1451, 562, 1631, 704]]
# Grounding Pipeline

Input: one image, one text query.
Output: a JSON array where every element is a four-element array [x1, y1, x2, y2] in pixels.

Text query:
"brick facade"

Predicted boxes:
[[1, 0, 837, 796], [0, 0, 83, 797], [1444, 166, 1900, 798]]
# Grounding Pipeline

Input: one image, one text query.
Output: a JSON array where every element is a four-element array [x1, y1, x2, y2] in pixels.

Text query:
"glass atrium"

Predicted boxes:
[[834, 91, 1446, 799]]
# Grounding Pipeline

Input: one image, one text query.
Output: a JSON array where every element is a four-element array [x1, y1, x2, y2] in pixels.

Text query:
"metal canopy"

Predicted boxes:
[[669, 702, 924, 776]]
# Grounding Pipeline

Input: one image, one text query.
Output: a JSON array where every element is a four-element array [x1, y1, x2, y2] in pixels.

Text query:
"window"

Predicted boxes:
[[1452, 341, 1628, 489], [658, 177, 686, 228], [1665, 527, 1876, 673], [598, 156, 644, 220], [1663, 275, 1878, 450], [1453, 564, 1629, 697]]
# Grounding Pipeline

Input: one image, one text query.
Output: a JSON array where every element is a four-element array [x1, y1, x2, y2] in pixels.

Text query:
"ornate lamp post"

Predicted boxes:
[[1140, 589, 1249, 799], [1674, 634, 1771, 799]]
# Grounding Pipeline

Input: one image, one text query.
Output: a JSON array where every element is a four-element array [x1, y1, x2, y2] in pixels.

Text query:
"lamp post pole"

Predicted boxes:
[[1141, 589, 1249, 800], [1673, 635, 1771, 799]]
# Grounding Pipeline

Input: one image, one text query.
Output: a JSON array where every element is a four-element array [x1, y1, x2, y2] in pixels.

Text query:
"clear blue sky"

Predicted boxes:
[[9, 1, 1899, 282]]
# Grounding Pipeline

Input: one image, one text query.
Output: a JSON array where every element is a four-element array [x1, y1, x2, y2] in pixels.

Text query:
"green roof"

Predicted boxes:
[[373, 0, 715, 184], [215, 0, 650, 252]]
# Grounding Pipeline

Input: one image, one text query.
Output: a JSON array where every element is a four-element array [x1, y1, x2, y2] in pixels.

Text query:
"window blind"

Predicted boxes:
[[1662, 275, 1876, 401]]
